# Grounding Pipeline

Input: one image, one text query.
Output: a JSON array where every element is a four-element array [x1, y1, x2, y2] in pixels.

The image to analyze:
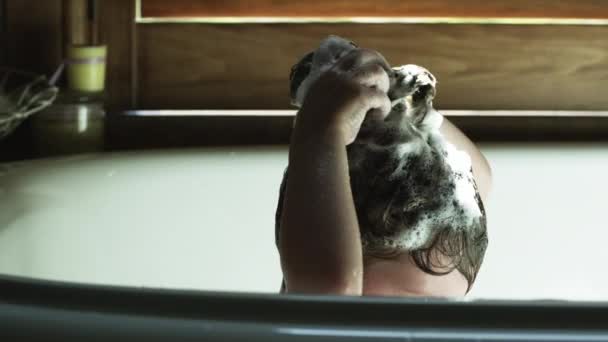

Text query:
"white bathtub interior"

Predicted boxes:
[[0, 143, 607, 302]]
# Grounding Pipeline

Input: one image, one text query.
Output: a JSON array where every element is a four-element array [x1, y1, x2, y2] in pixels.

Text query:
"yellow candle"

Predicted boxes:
[[66, 45, 107, 92]]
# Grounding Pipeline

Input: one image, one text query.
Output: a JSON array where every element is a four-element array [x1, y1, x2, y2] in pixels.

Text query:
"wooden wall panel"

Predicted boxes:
[[0, 1, 6, 65], [141, 0, 608, 19], [0, 1, 63, 161], [4, 0, 63, 75], [138, 24, 608, 110], [98, 0, 136, 112], [63, 0, 89, 46], [3, 0, 135, 112]]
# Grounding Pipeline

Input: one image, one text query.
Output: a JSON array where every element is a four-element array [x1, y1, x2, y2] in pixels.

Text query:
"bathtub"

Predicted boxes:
[[1, 145, 608, 340], [0, 147, 287, 293], [2, 144, 608, 300]]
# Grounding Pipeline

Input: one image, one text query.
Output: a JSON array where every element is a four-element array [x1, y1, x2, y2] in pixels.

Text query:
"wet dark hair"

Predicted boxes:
[[409, 221, 488, 291], [347, 143, 488, 292], [275, 169, 488, 293], [404, 188, 488, 291]]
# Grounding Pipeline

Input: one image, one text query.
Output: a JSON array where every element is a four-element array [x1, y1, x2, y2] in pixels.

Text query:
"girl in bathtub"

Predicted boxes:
[[274, 37, 492, 297]]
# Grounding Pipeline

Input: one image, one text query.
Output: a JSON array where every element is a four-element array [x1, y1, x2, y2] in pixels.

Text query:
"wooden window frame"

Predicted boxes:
[[125, 1, 608, 113], [102, 1, 608, 149], [136, 0, 608, 24], [1, 0, 608, 162], [106, 110, 608, 151]]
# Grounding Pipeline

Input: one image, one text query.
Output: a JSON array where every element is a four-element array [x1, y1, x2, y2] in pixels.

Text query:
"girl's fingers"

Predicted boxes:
[[349, 63, 391, 94], [334, 49, 392, 75], [361, 87, 392, 120]]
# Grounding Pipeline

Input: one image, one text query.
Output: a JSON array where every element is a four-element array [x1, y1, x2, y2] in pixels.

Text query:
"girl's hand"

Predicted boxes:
[[296, 49, 393, 145]]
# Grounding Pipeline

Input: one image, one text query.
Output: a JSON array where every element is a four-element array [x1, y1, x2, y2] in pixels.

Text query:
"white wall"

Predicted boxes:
[[471, 143, 608, 301], [0, 143, 606, 301]]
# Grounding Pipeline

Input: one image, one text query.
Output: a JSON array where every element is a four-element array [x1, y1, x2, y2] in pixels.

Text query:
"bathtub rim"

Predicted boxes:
[[1, 273, 608, 332]]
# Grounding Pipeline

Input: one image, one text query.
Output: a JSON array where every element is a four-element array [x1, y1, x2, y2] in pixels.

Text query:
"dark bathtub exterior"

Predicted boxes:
[[1, 274, 607, 341]]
